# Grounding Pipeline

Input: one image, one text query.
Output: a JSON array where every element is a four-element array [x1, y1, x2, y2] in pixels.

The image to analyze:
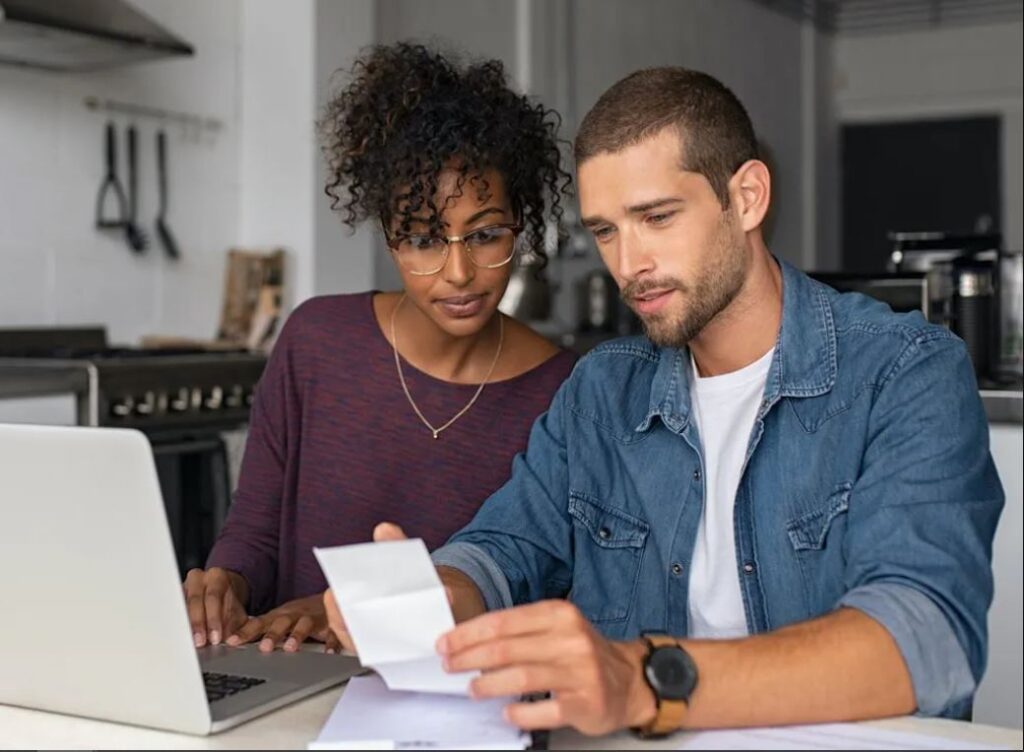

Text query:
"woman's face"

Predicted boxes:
[[387, 167, 517, 338]]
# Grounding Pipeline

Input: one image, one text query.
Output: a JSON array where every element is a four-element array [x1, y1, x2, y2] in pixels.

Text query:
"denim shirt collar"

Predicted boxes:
[[635, 257, 837, 434]]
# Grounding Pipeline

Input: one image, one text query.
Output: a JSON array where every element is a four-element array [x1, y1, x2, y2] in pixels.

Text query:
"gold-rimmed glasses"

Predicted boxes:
[[385, 223, 522, 276]]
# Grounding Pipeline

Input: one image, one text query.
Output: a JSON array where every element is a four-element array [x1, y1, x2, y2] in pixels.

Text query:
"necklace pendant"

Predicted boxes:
[[432, 429, 439, 439]]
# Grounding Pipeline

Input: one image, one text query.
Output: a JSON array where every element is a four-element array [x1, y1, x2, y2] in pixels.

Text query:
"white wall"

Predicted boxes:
[[238, 0, 377, 307], [1, 0, 376, 343], [835, 21, 1024, 253], [0, 0, 243, 343], [314, 0, 377, 298], [237, 0, 316, 306], [977, 424, 1024, 729]]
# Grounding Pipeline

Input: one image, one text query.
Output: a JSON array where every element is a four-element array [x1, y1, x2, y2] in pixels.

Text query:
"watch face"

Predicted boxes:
[[645, 646, 698, 701]]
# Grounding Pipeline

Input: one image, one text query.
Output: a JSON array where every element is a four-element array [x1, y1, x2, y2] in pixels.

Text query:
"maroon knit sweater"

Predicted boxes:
[[206, 292, 576, 613]]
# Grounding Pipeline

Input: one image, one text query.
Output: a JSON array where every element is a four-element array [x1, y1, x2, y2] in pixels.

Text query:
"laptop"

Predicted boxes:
[[0, 423, 361, 735]]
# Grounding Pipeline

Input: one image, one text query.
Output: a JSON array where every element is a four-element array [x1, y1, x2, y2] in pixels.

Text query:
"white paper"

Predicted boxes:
[[314, 539, 475, 694], [308, 674, 528, 750], [678, 722, 1008, 750]]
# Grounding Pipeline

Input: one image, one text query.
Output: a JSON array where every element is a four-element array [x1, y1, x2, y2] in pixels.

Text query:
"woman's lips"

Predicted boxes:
[[436, 293, 487, 318], [631, 289, 675, 316]]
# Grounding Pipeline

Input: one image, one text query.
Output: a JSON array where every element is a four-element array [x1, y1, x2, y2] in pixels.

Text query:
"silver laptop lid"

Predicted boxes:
[[0, 424, 211, 734]]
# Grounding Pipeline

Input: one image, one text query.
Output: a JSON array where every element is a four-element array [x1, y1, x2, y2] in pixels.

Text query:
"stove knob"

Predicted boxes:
[[244, 390, 255, 407], [203, 386, 224, 410], [190, 387, 203, 411], [110, 396, 134, 418], [169, 388, 190, 412], [135, 391, 156, 416], [225, 384, 244, 409]]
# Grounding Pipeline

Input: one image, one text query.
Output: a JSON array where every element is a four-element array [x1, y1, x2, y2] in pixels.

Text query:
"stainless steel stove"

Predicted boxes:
[[0, 327, 268, 574], [0, 327, 266, 434]]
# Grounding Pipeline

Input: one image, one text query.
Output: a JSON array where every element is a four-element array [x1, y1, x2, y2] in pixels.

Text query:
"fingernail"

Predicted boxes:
[[435, 636, 447, 654], [193, 632, 204, 648], [284, 638, 297, 651], [210, 630, 220, 645], [260, 638, 273, 652], [226, 635, 240, 646], [326, 648, 336, 654]]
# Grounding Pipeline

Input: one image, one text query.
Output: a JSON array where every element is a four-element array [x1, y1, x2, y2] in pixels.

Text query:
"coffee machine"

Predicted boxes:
[[888, 231, 1017, 383]]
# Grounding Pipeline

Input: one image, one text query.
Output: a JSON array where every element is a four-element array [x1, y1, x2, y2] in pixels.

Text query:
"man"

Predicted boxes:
[[326, 67, 1004, 737]]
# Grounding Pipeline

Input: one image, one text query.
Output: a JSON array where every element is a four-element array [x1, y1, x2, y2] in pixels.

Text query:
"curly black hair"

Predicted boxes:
[[318, 42, 572, 269]]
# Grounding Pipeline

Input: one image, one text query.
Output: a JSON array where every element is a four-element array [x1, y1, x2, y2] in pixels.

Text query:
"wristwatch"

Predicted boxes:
[[633, 633, 699, 738]]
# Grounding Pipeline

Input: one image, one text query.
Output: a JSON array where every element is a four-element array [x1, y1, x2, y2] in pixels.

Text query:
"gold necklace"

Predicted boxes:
[[390, 294, 504, 439]]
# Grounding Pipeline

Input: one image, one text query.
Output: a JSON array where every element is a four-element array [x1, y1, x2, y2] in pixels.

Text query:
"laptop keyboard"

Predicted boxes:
[[203, 671, 267, 703]]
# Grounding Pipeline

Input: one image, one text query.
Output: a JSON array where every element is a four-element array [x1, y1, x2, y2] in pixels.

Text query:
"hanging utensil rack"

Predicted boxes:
[[83, 96, 223, 133]]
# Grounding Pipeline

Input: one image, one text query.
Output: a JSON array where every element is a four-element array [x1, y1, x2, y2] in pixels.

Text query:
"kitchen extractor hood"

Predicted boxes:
[[0, 0, 193, 72]]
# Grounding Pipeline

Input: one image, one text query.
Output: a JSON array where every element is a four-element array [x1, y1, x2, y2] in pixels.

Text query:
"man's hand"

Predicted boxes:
[[226, 593, 341, 653], [323, 522, 487, 654], [182, 567, 250, 647], [436, 600, 656, 735]]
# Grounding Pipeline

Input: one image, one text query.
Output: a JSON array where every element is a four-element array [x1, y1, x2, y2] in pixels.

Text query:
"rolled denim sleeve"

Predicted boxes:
[[430, 377, 577, 608], [839, 583, 975, 716], [841, 333, 1003, 716], [431, 542, 514, 612]]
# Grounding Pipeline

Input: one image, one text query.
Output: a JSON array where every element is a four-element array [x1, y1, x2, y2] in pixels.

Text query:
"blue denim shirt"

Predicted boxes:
[[432, 259, 1004, 718]]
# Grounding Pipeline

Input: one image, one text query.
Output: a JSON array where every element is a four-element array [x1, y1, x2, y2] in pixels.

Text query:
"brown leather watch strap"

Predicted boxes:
[[637, 635, 688, 737]]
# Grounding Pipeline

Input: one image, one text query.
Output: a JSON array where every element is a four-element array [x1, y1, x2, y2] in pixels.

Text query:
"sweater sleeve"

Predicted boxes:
[[205, 315, 299, 614]]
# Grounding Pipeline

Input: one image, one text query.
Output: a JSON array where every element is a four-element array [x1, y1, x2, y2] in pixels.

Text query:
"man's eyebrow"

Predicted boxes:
[[581, 197, 685, 228], [625, 197, 685, 214]]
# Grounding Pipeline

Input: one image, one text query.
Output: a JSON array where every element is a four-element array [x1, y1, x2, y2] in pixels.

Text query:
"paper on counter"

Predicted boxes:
[[313, 539, 474, 694], [308, 673, 528, 750], [677, 722, 1008, 750]]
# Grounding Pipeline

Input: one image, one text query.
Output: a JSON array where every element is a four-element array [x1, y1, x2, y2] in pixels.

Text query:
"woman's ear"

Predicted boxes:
[[728, 159, 771, 233]]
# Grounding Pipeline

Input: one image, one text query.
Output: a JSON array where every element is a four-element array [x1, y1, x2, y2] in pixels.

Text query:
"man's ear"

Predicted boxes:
[[728, 159, 771, 233]]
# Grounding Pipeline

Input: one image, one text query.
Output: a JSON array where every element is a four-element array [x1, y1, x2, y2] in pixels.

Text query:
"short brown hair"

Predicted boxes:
[[575, 67, 758, 207]]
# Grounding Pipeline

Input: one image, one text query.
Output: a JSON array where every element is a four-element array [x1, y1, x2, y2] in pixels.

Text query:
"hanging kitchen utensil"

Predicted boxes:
[[95, 121, 128, 230], [124, 124, 149, 253], [155, 129, 180, 260]]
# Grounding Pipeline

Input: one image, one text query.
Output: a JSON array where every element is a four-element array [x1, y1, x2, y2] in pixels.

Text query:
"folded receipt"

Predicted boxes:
[[313, 539, 475, 694]]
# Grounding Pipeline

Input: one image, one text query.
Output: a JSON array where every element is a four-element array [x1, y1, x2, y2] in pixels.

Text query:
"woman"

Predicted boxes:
[[183, 42, 576, 653]]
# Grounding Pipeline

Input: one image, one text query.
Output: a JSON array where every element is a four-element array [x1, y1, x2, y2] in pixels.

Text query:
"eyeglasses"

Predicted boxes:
[[385, 223, 522, 276]]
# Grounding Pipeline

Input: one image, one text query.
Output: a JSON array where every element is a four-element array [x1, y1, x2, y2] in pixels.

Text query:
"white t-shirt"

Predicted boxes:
[[687, 347, 774, 639]]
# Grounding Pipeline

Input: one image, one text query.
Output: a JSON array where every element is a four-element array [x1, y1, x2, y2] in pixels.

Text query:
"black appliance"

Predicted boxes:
[[0, 327, 266, 575], [809, 272, 931, 320], [888, 232, 1004, 381]]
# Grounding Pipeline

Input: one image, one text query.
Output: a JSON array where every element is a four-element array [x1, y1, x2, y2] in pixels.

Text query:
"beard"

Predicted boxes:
[[623, 214, 748, 349]]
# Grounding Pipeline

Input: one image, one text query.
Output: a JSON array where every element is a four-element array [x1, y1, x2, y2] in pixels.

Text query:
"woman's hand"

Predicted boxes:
[[227, 593, 341, 653], [182, 567, 250, 648]]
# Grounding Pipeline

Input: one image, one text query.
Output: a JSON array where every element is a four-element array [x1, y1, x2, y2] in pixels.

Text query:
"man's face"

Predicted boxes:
[[577, 128, 748, 348]]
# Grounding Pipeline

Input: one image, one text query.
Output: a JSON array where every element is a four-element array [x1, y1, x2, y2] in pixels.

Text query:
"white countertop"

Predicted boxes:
[[2, 683, 1021, 750]]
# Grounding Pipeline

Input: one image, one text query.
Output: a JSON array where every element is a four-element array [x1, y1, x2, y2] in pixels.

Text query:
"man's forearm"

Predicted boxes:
[[640, 607, 916, 729], [438, 566, 487, 623]]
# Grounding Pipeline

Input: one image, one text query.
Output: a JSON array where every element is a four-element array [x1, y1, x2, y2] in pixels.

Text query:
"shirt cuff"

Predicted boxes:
[[431, 542, 513, 613], [838, 582, 976, 716]]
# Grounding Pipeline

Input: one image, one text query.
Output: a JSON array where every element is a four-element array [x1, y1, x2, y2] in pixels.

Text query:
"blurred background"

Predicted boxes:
[[0, 0, 1021, 729]]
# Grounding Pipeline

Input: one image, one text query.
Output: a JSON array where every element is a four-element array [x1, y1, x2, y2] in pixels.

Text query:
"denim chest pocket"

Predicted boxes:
[[567, 491, 649, 625], [785, 482, 852, 611], [786, 482, 852, 551]]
